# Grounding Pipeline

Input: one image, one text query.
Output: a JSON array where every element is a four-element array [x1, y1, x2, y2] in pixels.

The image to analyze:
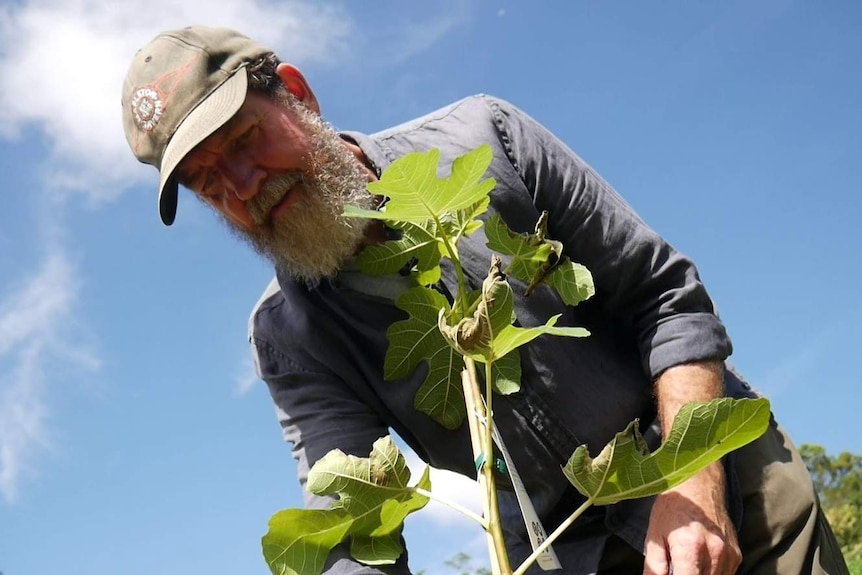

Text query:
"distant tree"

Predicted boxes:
[[416, 552, 490, 575], [444, 552, 490, 575], [800, 443, 862, 569]]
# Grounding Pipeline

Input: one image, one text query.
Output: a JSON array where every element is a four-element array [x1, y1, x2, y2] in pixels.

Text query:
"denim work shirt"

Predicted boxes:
[[249, 95, 755, 574]]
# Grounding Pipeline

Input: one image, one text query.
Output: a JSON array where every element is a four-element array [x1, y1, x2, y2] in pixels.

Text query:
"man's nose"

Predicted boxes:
[[217, 158, 265, 201]]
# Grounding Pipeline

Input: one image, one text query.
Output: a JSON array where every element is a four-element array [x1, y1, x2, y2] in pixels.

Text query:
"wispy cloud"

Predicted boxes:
[[754, 308, 861, 399], [370, 0, 471, 66], [403, 446, 481, 525], [0, 245, 99, 503], [402, 444, 488, 572], [235, 356, 259, 396], [0, 1, 353, 500], [755, 339, 825, 398], [0, 0, 468, 504], [0, 0, 353, 205], [380, 15, 465, 66]]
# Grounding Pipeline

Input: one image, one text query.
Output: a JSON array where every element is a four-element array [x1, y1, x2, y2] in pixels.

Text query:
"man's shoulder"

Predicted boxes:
[[248, 276, 284, 343], [248, 275, 326, 345], [368, 94, 525, 149]]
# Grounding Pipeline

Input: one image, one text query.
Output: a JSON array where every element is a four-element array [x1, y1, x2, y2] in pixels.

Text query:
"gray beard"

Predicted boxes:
[[222, 90, 376, 282]]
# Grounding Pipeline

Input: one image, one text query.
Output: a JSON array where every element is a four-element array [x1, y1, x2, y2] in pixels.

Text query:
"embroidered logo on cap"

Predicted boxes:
[[131, 87, 164, 132]]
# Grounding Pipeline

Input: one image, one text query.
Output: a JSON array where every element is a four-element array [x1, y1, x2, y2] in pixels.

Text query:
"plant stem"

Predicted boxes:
[[411, 486, 488, 528], [512, 499, 593, 575], [437, 208, 508, 572], [433, 216, 470, 316], [462, 361, 512, 575]]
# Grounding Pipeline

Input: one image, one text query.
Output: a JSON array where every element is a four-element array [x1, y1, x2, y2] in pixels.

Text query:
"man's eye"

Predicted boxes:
[[199, 172, 217, 196], [234, 125, 257, 150]]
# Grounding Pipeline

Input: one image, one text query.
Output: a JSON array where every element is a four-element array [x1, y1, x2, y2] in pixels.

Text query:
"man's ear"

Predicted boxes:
[[275, 63, 320, 113]]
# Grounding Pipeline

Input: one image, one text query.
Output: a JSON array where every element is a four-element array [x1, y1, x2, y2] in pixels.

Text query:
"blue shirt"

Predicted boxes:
[[249, 95, 755, 574]]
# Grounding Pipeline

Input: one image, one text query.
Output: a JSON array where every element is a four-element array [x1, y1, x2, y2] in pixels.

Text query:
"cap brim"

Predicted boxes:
[[157, 70, 249, 225]]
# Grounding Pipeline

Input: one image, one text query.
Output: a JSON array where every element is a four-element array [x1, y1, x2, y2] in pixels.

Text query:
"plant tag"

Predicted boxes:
[[491, 422, 562, 571]]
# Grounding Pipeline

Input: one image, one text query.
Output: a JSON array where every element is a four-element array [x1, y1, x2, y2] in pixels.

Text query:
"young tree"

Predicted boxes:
[[261, 147, 770, 575]]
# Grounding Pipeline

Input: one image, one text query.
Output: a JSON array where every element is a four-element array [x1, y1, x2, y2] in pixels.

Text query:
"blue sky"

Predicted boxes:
[[1, 1, 860, 574]]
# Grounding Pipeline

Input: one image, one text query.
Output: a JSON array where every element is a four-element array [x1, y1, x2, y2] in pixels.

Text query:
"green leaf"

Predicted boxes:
[[448, 196, 491, 239], [375, 467, 431, 535], [386, 287, 466, 428], [438, 257, 515, 360], [489, 351, 521, 395], [562, 397, 771, 505], [485, 212, 595, 307], [547, 262, 595, 307], [351, 194, 489, 286], [349, 473, 431, 565], [262, 438, 431, 574], [445, 144, 496, 209], [262, 509, 353, 575], [344, 146, 495, 287], [311, 437, 431, 563], [490, 317, 590, 361], [342, 205, 391, 221], [350, 534, 402, 566], [485, 213, 555, 279], [356, 222, 443, 285], [361, 145, 496, 225], [438, 257, 588, 394]]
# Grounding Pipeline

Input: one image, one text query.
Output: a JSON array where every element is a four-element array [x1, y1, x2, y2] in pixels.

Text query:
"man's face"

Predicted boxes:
[[176, 88, 375, 281]]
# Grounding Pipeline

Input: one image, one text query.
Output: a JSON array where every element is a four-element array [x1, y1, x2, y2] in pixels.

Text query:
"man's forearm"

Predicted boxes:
[[654, 359, 727, 494], [656, 359, 732, 526], [654, 360, 724, 436], [645, 359, 741, 574]]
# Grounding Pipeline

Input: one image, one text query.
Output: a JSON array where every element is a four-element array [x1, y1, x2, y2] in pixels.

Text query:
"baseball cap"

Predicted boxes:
[[122, 26, 272, 225]]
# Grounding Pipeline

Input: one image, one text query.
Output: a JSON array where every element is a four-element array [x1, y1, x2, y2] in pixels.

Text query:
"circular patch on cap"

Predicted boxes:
[[131, 87, 164, 132]]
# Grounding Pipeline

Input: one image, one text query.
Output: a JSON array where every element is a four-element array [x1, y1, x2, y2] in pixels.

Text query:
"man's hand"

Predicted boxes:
[[648, 360, 741, 574], [644, 464, 741, 574]]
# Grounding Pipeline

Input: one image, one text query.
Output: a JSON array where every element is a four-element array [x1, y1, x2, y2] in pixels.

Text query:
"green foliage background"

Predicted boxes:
[[800, 444, 862, 573]]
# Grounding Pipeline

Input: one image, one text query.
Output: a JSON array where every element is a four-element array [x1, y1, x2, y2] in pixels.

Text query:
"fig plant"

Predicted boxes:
[[261, 145, 771, 575]]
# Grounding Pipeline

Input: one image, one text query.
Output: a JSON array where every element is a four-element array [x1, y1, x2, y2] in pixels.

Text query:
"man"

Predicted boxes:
[[122, 26, 847, 574]]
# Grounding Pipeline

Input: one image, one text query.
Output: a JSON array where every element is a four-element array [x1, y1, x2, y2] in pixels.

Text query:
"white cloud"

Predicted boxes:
[[402, 445, 489, 572], [0, 0, 353, 204], [0, 0, 471, 207], [0, 248, 99, 503], [234, 356, 259, 396], [368, 0, 471, 66], [0, 0, 467, 504], [379, 14, 464, 66], [403, 447, 481, 525]]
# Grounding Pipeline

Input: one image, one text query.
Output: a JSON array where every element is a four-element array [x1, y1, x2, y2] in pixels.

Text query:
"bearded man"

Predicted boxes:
[[122, 26, 847, 575]]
